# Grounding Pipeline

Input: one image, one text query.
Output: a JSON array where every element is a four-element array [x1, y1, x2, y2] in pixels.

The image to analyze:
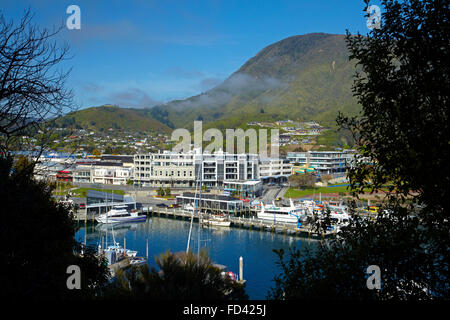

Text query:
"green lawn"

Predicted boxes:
[[70, 188, 125, 198], [284, 185, 352, 198], [284, 184, 389, 198]]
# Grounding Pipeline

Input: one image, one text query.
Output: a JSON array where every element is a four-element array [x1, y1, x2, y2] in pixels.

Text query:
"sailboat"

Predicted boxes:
[[97, 191, 146, 273], [185, 160, 238, 283], [201, 213, 231, 227]]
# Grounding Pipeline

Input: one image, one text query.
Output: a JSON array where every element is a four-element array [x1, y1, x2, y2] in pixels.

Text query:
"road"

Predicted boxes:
[[261, 186, 288, 204]]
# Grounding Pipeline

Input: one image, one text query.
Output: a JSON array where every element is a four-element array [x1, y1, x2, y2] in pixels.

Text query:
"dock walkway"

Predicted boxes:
[[147, 207, 334, 239], [74, 206, 337, 239]]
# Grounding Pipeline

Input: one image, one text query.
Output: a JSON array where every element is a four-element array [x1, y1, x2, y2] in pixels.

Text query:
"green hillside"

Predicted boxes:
[[150, 33, 360, 130], [53, 105, 171, 133]]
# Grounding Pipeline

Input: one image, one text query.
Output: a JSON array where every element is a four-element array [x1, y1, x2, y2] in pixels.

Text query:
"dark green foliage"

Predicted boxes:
[[270, 0, 449, 300], [104, 250, 248, 300], [0, 156, 109, 299], [340, 0, 449, 220], [269, 205, 444, 300], [157, 187, 165, 197]]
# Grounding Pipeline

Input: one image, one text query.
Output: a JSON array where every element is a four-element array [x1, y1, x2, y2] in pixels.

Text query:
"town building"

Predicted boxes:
[[134, 151, 196, 188], [258, 158, 293, 184], [133, 149, 259, 188], [286, 150, 356, 175]]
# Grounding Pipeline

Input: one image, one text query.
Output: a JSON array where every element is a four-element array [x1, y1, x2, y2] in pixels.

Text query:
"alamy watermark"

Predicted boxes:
[[171, 121, 279, 157], [66, 5, 81, 30], [366, 265, 381, 290], [66, 265, 81, 290]]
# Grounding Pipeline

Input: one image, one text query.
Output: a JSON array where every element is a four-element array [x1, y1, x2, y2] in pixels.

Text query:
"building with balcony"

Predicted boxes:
[[133, 151, 195, 188], [286, 150, 356, 175], [133, 149, 259, 188], [258, 158, 293, 184]]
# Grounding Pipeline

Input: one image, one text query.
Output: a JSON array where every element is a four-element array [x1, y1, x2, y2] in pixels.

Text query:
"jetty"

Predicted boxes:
[[145, 207, 335, 239]]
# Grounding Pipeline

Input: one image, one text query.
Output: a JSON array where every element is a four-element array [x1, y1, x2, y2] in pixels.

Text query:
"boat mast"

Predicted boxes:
[[105, 186, 108, 247], [186, 157, 202, 254], [197, 163, 203, 258]]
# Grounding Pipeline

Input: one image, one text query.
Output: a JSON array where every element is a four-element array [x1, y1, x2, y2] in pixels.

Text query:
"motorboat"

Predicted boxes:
[[327, 205, 351, 226], [129, 256, 147, 266], [106, 243, 138, 257], [96, 205, 146, 224], [257, 199, 307, 224]]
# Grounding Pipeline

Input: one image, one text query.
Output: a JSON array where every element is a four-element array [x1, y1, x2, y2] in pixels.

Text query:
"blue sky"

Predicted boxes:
[[1, 0, 381, 109]]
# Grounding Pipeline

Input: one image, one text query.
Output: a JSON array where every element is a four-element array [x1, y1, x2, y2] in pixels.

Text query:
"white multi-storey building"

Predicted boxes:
[[133, 149, 259, 188], [73, 165, 132, 185], [92, 167, 131, 185], [286, 150, 356, 175], [134, 151, 195, 188], [196, 150, 259, 188], [258, 158, 293, 183]]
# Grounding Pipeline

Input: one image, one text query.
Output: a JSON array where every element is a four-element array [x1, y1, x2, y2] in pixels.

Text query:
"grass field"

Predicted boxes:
[[284, 185, 352, 198], [54, 187, 125, 197], [284, 184, 390, 199], [71, 188, 125, 197]]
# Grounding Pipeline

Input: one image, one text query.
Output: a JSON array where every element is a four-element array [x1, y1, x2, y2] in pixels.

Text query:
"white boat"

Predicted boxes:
[[300, 199, 318, 214], [183, 203, 196, 212], [327, 205, 351, 226], [96, 205, 146, 224], [106, 243, 138, 257], [202, 215, 231, 227], [129, 256, 147, 266], [257, 199, 306, 224]]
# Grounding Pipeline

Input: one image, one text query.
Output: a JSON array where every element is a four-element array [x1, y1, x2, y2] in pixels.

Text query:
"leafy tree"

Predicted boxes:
[[0, 156, 109, 299], [288, 173, 316, 189], [270, 0, 449, 300], [104, 249, 248, 300], [157, 187, 165, 197], [0, 10, 108, 300], [165, 187, 171, 196]]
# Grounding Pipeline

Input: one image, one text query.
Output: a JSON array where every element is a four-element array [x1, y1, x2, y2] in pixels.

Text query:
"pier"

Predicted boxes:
[[144, 207, 335, 239], [74, 206, 337, 239]]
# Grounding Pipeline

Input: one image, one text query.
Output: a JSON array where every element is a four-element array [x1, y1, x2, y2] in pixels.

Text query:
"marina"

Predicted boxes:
[[76, 216, 319, 299], [75, 205, 338, 239]]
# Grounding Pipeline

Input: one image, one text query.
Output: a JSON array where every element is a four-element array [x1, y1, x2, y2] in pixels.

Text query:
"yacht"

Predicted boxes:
[[257, 199, 307, 224], [327, 205, 351, 226], [106, 243, 138, 257], [96, 205, 146, 224], [202, 214, 231, 227]]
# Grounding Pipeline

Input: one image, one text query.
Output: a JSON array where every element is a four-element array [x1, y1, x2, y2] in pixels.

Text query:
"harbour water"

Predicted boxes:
[[75, 217, 318, 299]]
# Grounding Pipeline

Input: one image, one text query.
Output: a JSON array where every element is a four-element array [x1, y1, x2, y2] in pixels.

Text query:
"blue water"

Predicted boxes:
[[75, 217, 317, 299]]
